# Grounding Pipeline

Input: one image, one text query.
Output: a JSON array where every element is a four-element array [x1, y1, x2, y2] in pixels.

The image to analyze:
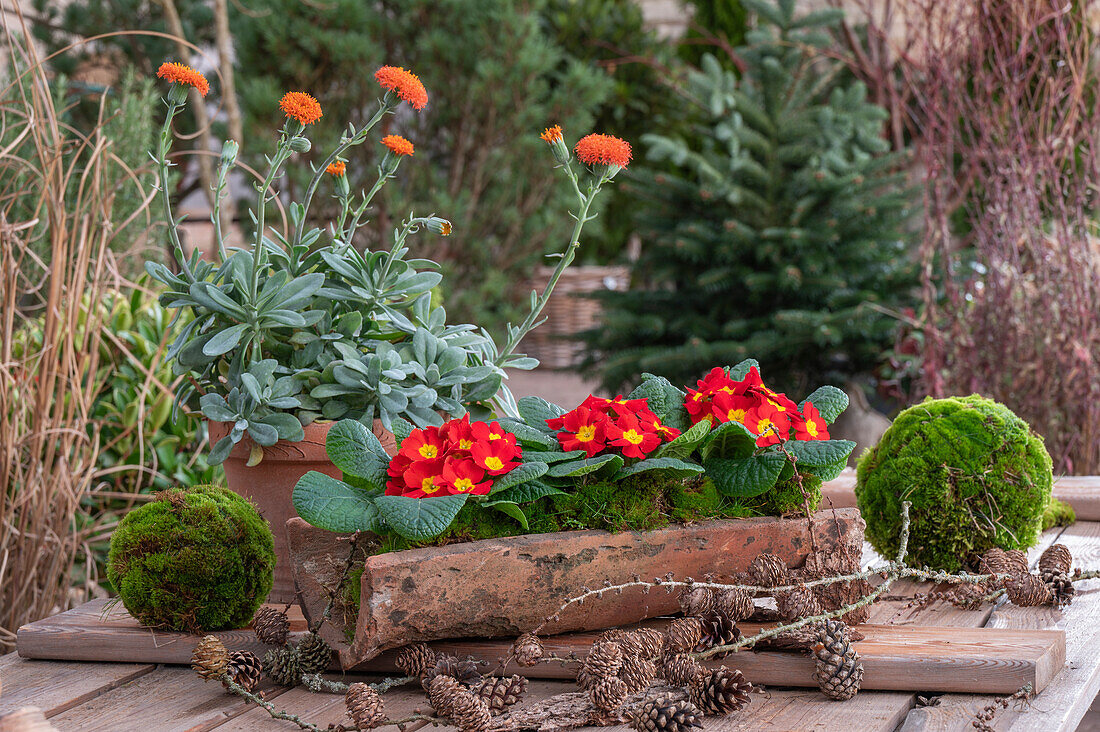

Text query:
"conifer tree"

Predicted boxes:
[[587, 0, 917, 394]]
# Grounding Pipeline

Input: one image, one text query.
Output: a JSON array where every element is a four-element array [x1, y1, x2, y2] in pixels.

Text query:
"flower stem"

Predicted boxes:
[[155, 99, 194, 282]]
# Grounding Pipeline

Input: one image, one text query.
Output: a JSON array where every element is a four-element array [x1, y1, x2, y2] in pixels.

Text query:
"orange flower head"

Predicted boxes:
[[279, 92, 323, 126], [326, 161, 346, 177], [156, 62, 209, 97], [574, 133, 632, 168], [540, 125, 563, 144], [381, 135, 415, 157], [375, 66, 428, 111]]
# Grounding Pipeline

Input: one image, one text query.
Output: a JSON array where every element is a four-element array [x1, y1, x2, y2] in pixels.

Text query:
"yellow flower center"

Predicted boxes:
[[577, 425, 597, 442], [727, 408, 748, 423], [421, 477, 440, 494], [459, 439, 473, 450], [453, 478, 475, 492], [757, 418, 775, 435], [485, 456, 504, 471], [622, 429, 644, 445], [418, 444, 438, 459], [805, 420, 819, 437]]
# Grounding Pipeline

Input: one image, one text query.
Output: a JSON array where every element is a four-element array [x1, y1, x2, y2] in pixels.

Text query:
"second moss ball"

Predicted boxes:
[[107, 484, 275, 632], [855, 395, 1053, 571]]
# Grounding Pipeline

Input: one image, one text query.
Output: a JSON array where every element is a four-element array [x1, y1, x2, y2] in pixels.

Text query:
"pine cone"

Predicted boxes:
[[1005, 573, 1054, 607], [1003, 549, 1030, 575], [598, 628, 632, 645], [812, 620, 863, 700], [949, 582, 988, 610], [662, 617, 705, 657], [712, 588, 754, 622], [631, 695, 704, 732], [582, 641, 624, 682], [631, 628, 666, 661], [423, 655, 481, 689], [512, 632, 543, 668], [262, 647, 302, 686], [661, 653, 705, 687], [222, 650, 262, 692], [615, 631, 650, 660], [474, 675, 527, 712], [698, 612, 740, 653], [295, 632, 332, 676], [449, 690, 492, 732], [678, 587, 716, 617], [396, 643, 436, 678], [1039, 544, 1072, 575], [252, 606, 291, 647], [748, 553, 788, 587], [428, 674, 464, 717], [591, 675, 630, 711], [345, 682, 386, 730], [688, 666, 752, 714], [191, 635, 229, 680], [619, 654, 659, 693], [776, 586, 823, 622], [1043, 570, 1075, 608]]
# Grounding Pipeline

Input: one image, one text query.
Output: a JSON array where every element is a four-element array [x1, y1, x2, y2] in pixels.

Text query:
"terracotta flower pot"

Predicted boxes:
[[208, 419, 397, 603], [287, 508, 867, 669]]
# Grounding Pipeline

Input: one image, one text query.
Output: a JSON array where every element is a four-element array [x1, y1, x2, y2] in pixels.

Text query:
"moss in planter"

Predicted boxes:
[[742, 473, 823, 516], [106, 484, 275, 632], [855, 395, 1053, 571]]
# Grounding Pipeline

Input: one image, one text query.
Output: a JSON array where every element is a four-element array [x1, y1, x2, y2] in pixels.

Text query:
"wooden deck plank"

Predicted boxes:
[[0, 654, 155, 718], [46, 665, 290, 732]]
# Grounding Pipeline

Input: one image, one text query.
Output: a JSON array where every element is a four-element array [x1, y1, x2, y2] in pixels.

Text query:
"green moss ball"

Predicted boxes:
[[855, 395, 1052, 571], [107, 484, 275, 632]]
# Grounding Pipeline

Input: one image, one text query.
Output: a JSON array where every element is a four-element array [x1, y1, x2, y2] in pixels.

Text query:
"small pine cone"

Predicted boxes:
[[678, 587, 716, 617], [630, 695, 704, 732], [661, 653, 705, 687], [698, 612, 740, 653], [1003, 549, 1030, 575], [812, 620, 863, 701], [423, 655, 481, 689], [979, 547, 1010, 576], [295, 632, 332, 676], [222, 650, 262, 692], [663, 617, 705, 657], [689, 666, 752, 715], [191, 635, 229, 680], [262, 647, 302, 686], [949, 582, 989, 610], [598, 628, 632, 645], [776, 586, 823, 622], [712, 588, 754, 622], [396, 643, 436, 678], [449, 689, 493, 732], [748, 553, 788, 587], [1005, 573, 1054, 607], [1039, 544, 1073, 575], [619, 654, 659, 693], [615, 631, 650, 660], [1043, 570, 1075, 608], [631, 628, 666, 661], [474, 674, 527, 713], [345, 682, 386, 730], [512, 632, 543, 668], [591, 675, 630, 711], [582, 641, 624, 681], [429, 674, 464, 717], [252, 606, 291, 647]]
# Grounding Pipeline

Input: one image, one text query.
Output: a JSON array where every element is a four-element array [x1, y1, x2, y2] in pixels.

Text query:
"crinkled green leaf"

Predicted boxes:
[[613, 457, 705, 480], [489, 480, 567, 504], [324, 419, 389, 490], [517, 396, 565, 432], [799, 386, 848, 424], [488, 462, 549, 494], [654, 420, 712, 460], [292, 471, 383, 533], [706, 452, 786, 497], [498, 418, 557, 449], [485, 501, 528, 530], [373, 494, 468, 541], [547, 453, 624, 478], [784, 439, 856, 468], [701, 420, 759, 461], [519, 449, 587, 464]]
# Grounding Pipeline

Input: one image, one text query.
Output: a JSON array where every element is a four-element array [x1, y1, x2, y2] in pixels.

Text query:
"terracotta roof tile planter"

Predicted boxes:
[[287, 508, 865, 669]]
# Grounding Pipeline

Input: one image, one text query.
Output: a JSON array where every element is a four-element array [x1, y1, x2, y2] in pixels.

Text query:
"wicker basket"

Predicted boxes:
[[520, 265, 630, 369]]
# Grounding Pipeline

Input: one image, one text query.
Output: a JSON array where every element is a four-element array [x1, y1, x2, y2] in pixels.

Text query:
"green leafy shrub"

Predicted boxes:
[[855, 395, 1053, 571], [106, 484, 275, 631], [586, 0, 917, 395]]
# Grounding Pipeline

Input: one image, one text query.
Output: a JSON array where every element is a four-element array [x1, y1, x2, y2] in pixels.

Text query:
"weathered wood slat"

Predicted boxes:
[[45, 666, 289, 732], [0, 653, 154, 718], [899, 521, 1100, 732], [822, 471, 1100, 521], [15, 600, 308, 666], [15, 601, 1064, 695]]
